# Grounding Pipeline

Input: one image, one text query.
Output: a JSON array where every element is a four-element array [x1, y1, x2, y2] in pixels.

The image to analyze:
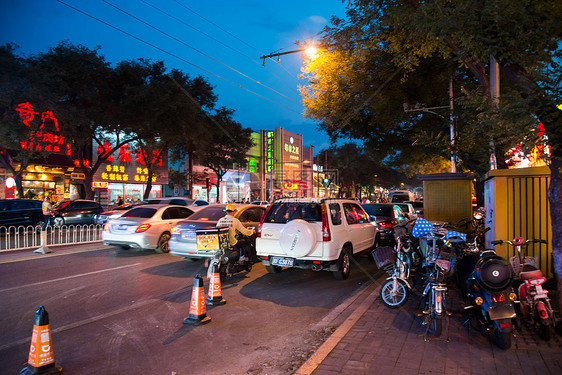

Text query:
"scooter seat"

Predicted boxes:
[[520, 269, 542, 280]]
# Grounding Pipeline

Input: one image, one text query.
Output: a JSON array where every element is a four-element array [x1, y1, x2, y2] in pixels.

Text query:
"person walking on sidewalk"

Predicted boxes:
[[42, 196, 52, 229]]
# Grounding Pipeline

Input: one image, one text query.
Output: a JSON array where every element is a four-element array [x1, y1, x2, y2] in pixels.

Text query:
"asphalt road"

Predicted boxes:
[[0, 245, 380, 375]]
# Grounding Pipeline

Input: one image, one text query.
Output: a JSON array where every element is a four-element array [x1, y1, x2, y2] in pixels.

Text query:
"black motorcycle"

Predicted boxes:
[[205, 231, 257, 281], [457, 238, 517, 349]]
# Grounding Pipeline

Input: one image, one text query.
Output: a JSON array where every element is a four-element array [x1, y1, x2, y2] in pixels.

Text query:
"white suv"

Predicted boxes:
[[255, 198, 378, 280]]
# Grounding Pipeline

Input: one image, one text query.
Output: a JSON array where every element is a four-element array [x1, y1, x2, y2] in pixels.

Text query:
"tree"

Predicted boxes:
[[197, 107, 254, 203], [0, 44, 44, 197], [24, 41, 138, 199], [304, 0, 562, 304]]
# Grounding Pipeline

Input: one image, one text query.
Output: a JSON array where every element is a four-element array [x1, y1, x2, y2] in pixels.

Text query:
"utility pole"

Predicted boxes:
[[489, 56, 500, 170], [449, 77, 456, 173]]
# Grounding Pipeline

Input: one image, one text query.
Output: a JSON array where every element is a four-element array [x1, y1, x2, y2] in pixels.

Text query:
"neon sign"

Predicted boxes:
[[16, 102, 72, 156]]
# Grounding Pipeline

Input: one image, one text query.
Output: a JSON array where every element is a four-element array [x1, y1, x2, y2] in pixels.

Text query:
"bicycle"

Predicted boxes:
[[377, 230, 421, 308], [412, 219, 462, 339]]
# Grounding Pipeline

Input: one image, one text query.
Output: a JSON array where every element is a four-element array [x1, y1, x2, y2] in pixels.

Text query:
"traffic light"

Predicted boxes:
[[323, 174, 332, 187], [205, 177, 210, 191]]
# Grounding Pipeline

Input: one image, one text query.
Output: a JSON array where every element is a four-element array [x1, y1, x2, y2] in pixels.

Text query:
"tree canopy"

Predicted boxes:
[[302, 0, 562, 302], [0, 41, 254, 200]]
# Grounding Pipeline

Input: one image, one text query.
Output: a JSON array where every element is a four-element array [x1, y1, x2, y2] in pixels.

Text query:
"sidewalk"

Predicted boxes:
[[297, 280, 562, 375], [0, 242, 112, 264]]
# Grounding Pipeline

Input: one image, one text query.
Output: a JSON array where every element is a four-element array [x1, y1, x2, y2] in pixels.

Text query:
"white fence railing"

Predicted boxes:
[[0, 224, 103, 252]]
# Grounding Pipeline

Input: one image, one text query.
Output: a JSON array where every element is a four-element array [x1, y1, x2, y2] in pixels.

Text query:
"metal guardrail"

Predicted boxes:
[[0, 224, 103, 252]]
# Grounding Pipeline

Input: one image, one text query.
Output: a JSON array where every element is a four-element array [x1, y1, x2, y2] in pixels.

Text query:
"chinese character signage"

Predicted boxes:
[[92, 142, 168, 185], [264, 131, 274, 173], [16, 102, 72, 155]]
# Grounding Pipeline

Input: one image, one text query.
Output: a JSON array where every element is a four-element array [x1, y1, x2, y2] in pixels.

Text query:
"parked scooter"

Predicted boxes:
[[492, 237, 562, 340], [458, 238, 517, 349]]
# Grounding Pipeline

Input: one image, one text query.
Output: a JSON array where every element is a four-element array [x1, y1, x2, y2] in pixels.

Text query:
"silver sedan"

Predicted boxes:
[[102, 204, 195, 253]]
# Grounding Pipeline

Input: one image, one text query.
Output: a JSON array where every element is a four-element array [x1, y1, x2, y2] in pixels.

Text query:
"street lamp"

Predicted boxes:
[[260, 44, 319, 65]]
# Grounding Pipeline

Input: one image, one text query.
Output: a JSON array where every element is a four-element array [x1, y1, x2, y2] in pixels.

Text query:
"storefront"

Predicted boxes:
[[91, 142, 168, 206], [1, 102, 84, 203]]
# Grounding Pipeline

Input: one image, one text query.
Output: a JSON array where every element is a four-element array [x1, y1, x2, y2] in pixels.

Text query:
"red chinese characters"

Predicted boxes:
[[16, 102, 72, 156]]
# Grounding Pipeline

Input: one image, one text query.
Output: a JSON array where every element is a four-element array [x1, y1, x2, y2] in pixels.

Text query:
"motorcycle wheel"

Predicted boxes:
[[380, 279, 409, 309], [219, 264, 227, 282], [538, 320, 553, 341], [492, 320, 512, 350]]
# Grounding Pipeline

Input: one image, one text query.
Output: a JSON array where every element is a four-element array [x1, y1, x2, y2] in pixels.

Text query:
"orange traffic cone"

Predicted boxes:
[[20, 305, 62, 374], [207, 260, 227, 306], [183, 274, 211, 325]]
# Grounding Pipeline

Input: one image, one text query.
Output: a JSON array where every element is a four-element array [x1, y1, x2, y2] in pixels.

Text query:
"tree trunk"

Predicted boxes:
[[144, 172, 153, 200], [83, 171, 94, 200], [188, 151, 194, 199]]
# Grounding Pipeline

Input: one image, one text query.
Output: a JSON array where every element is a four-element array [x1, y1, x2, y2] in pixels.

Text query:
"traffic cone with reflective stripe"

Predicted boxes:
[[183, 274, 211, 325], [207, 260, 227, 306], [20, 305, 62, 374]]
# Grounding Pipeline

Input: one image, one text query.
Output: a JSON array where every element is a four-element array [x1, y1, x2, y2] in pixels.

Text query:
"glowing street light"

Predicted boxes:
[[260, 44, 319, 65]]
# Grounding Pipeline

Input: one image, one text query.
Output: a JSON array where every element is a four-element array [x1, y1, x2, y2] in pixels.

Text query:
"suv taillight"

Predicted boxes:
[[257, 204, 273, 238], [379, 220, 393, 228], [321, 204, 331, 241]]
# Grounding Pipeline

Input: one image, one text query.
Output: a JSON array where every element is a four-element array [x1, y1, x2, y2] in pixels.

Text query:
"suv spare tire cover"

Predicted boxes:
[[279, 219, 317, 258]]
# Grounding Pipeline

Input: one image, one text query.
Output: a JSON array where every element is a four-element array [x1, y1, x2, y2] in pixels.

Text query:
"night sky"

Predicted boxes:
[[0, 0, 348, 152]]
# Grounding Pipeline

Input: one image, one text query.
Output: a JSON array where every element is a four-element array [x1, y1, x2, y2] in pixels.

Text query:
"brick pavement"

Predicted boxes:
[[298, 280, 562, 375]]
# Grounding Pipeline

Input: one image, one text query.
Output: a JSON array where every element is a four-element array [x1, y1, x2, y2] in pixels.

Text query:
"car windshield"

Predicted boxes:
[[263, 202, 322, 223], [362, 205, 392, 217], [121, 207, 157, 218], [188, 206, 228, 221]]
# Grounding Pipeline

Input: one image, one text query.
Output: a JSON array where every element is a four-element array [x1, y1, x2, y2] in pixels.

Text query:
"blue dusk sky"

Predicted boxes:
[[0, 0, 349, 153]]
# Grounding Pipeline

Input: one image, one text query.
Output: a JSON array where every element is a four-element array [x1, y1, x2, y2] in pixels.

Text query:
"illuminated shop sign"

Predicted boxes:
[[265, 131, 274, 173], [92, 181, 108, 188], [92, 141, 168, 184], [15, 102, 72, 156], [283, 135, 301, 163]]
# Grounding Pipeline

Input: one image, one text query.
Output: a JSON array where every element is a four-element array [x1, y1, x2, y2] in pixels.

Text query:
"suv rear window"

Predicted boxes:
[[263, 202, 322, 224]]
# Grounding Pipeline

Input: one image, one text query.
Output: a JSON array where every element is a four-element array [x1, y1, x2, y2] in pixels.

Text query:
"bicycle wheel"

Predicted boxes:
[[380, 278, 409, 308]]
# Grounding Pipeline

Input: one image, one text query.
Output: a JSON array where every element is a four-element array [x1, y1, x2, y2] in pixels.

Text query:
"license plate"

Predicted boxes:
[[117, 224, 127, 230], [489, 304, 516, 320], [271, 257, 294, 267]]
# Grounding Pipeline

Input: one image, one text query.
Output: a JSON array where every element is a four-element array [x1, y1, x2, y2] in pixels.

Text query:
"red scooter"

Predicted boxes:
[[492, 237, 562, 340]]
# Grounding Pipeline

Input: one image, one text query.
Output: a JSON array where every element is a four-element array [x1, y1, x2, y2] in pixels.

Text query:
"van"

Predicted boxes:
[[389, 190, 414, 203]]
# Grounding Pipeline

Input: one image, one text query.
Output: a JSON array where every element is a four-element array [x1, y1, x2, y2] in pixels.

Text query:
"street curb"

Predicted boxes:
[[295, 282, 381, 375]]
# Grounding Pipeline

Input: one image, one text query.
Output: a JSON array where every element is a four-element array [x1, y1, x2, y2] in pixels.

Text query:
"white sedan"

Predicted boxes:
[[102, 204, 195, 253]]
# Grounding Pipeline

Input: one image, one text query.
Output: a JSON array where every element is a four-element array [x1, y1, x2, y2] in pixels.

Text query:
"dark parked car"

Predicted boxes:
[[51, 200, 104, 226], [94, 203, 144, 225], [361, 203, 408, 246], [0, 199, 44, 228]]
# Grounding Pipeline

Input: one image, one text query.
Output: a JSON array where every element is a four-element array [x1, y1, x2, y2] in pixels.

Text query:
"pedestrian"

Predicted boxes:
[[116, 195, 124, 206], [42, 196, 52, 229]]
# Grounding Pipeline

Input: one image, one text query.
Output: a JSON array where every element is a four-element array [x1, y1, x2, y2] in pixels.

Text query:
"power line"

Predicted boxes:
[[173, 0, 298, 80], [102, 0, 298, 104], [141, 0, 300, 94], [54, 0, 301, 115]]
